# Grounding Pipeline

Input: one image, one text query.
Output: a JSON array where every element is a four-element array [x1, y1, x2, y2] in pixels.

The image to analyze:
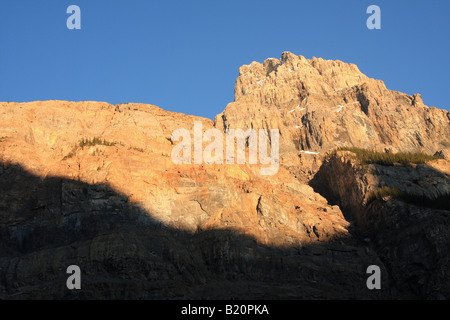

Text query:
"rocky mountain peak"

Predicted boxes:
[[217, 52, 450, 173], [234, 51, 376, 107]]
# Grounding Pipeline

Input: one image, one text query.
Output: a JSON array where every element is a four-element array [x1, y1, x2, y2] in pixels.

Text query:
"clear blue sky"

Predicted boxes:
[[1, 0, 449, 119]]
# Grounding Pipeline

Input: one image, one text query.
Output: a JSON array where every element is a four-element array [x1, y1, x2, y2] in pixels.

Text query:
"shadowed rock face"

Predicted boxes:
[[0, 100, 389, 299], [0, 52, 449, 299], [0, 101, 349, 248], [311, 151, 450, 299], [0, 164, 391, 299]]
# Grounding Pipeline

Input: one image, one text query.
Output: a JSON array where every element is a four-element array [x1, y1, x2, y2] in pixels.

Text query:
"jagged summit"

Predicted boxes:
[[235, 51, 373, 106], [216, 52, 450, 168]]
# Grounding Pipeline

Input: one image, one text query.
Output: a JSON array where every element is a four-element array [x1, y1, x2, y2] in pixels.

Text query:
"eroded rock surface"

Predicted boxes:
[[0, 52, 449, 299], [312, 151, 450, 299], [215, 52, 450, 179], [0, 101, 390, 299]]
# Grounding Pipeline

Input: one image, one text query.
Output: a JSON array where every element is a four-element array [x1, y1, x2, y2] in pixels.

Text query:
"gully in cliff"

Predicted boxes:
[[171, 121, 279, 175]]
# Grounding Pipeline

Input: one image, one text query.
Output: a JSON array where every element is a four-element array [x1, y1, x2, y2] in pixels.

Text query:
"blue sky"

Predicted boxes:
[[1, 0, 449, 119]]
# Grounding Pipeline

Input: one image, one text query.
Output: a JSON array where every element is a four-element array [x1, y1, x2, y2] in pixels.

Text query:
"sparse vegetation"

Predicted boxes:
[[129, 146, 145, 153], [367, 186, 404, 204], [63, 137, 117, 160], [367, 186, 450, 210], [92, 148, 105, 156], [62, 148, 77, 160], [331, 147, 437, 166], [78, 137, 116, 148]]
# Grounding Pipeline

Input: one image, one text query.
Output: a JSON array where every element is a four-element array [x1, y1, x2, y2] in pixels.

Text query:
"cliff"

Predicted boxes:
[[312, 150, 450, 298], [215, 52, 450, 179], [0, 52, 449, 299]]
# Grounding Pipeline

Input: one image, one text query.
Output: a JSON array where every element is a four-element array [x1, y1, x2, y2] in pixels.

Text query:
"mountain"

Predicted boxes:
[[215, 51, 450, 179], [0, 52, 449, 299]]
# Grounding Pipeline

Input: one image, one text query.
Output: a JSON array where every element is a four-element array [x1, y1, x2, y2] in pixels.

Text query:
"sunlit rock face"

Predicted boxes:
[[0, 52, 448, 299], [215, 51, 450, 179]]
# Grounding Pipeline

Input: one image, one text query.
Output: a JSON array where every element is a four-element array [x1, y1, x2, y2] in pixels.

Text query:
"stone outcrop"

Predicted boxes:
[[215, 52, 450, 179], [0, 52, 449, 299], [0, 101, 349, 246], [0, 100, 392, 299], [312, 151, 450, 299]]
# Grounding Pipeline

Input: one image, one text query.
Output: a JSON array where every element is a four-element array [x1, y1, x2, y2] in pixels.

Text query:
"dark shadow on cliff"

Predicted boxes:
[[309, 156, 450, 218], [308, 158, 450, 299], [0, 163, 402, 300]]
